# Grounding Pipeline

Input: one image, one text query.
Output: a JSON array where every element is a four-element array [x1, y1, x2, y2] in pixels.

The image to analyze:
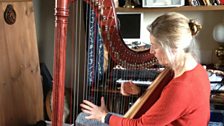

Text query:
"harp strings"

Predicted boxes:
[[54, 0, 154, 125], [87, 0, 96, 103], [77, 0, 85, 122], [69, 0, 88, 123], [85, 0, 104, 105], [83, 0, 109, 109], [100, 0, 126, 113], [69, 0, 77, 123], [69, 0, 75, 123], [84, 0, 138, 114], [70, 0, 146, 121], [58, 0, 161, 124]]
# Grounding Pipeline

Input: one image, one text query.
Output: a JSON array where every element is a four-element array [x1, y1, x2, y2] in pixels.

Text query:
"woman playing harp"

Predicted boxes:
[[80, 12, 210, 125]]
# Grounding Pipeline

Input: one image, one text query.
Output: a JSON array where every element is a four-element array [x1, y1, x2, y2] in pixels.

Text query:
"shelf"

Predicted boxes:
[[116, 5, 224, 12]]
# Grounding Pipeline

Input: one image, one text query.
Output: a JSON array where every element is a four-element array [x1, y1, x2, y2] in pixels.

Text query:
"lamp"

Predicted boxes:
[[213, 22, 224, 69]]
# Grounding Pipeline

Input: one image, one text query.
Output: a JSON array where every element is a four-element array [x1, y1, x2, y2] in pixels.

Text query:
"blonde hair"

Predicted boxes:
[[147, 12, 202, 68]]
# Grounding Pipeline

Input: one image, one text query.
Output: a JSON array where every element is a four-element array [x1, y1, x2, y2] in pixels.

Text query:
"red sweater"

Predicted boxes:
[[109, 64, 210, 126]]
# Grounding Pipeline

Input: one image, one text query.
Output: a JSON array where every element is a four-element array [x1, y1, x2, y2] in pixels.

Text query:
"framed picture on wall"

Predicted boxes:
[[142, 0, 185, 7]]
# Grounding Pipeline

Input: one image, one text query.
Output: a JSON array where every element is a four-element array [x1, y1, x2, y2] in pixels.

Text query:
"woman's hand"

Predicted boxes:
[[80, 97, 108, 122], [120, 81, 141, 96]]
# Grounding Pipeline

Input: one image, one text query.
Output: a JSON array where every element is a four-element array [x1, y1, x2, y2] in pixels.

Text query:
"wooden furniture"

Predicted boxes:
[[116, 5, 224, 12], [0, 0, 43, 125]]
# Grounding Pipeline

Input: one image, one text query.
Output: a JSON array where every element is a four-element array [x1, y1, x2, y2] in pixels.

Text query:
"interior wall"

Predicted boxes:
[[33, 0, 55, 75], [142, 11, 224, 65]]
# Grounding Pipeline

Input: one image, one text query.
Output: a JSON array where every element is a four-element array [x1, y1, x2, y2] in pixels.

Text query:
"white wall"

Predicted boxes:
[[142, 11, 224, 64], [33, 0, 55, 74]]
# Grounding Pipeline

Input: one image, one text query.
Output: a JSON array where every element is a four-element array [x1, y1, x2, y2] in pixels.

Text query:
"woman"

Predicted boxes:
[[80, 12, 210, 126]]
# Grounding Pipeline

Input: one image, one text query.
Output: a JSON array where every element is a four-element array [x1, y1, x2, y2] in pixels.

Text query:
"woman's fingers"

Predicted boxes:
[[123, 83, 133, 92], [80, 98, 109, 121], [101, 97, 105, 107], [82, 100, 96, 108], [80, 103, 93, 111], [81, 110, 94, 120], [121, 88, 130, 96], [121, 81, 140, 95], [121, 83, 131, 96], [81, 108, 92, 115]]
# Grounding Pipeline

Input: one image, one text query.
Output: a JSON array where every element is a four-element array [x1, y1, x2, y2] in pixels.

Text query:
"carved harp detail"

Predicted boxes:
[[85, 0, 157, 69]]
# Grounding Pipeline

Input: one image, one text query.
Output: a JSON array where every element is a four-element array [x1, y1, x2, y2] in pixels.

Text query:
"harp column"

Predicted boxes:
[[52, 0, 69, 126]]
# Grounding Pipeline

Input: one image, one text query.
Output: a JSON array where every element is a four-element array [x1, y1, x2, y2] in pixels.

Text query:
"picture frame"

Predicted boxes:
[[142, 0, 185, 7]]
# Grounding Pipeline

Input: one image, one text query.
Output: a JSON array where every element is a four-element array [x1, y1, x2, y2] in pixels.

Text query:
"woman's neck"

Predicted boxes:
[[173, 54, 198, 78]]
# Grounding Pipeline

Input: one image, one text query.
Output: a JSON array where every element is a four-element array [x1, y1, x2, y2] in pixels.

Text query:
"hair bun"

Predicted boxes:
[[189, 19, 202, 36]]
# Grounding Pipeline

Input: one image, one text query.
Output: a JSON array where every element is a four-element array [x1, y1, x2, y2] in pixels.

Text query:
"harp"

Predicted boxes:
[[51, 0, 173, 125]]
